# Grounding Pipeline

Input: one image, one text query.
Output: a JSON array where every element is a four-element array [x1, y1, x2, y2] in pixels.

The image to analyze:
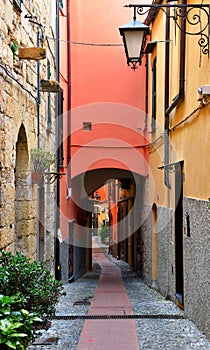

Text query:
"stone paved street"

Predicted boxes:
[[28, 252, 210, 350]]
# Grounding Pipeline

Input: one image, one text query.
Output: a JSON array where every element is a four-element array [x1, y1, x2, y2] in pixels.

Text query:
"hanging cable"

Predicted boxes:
[[0, 61, 37, 102], [169, 101, 210, 131], [70, 144, 146, 149], [70, 41, 123, 47], [45, 35, 123, 46]]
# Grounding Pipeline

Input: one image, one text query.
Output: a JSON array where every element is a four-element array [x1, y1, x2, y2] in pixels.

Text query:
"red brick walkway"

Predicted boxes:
[[77, 240, 139, 350]]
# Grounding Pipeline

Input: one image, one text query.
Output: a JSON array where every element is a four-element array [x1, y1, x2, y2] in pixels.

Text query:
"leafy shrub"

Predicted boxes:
[[99, 226, 109, 243], [0, 251, 64, 318], [31, 148, 55, 173], [0, 294, 42, 350]]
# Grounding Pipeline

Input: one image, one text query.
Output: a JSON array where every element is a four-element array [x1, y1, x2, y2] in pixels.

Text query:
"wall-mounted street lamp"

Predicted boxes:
[[119, 7, 149, 70], [119, 3, 210, 70]]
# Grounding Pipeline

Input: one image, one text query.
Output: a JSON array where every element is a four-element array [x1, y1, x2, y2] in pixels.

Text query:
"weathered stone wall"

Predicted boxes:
[[146, 197, 209, 339], [136, 176, 149, 279], [183, 197, 210, 340], [45, 182, 56, 271], [0, 0, 56, 270], [147, 203, 176, 299], [155, 206, 175, 300], [74, 245, 86, 281], [147, 208, 153, 283], [60, 239, 70, 283]]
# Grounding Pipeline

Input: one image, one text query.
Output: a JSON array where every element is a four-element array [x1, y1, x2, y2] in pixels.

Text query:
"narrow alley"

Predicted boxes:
[[28, 238, 209, 350], [1, 1, 210, 350]]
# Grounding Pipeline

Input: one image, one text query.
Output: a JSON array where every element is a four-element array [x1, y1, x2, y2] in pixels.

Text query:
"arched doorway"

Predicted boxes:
[[152, 203, 158, 287], [15, 124, 35, 258]]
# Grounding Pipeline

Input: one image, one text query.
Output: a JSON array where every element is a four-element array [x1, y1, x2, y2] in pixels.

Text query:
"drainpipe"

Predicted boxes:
[[67, 0, 74, 281], [165, 0, 186, 115], [36, 27, 41, 261], [164, 0, 186, 188], [164, 6, 171, 189], [37, 27, 41, 149], [67, 0, 71, 187], [145, 54, 149, 129], [55, 0, 61, 280]]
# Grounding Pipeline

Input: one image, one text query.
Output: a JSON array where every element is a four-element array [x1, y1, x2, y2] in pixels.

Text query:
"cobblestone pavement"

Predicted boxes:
[[28, 254, 210, 350]]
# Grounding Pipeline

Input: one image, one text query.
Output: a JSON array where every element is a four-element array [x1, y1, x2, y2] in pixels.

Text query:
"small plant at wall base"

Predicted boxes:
[[0, 251, 64, 319], [99, 226, 109, 244], [0, 294, 42, 350]]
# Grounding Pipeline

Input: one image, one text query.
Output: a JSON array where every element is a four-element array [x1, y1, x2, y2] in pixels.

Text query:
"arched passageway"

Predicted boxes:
[[60, 167, 149, 281], [15, 124, 35, 258]]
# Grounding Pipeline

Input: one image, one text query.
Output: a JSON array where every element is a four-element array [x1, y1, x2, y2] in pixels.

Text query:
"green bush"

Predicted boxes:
[[31, 148, 55, 173], [0, 294, 42, 350], [0, 251, 64, 318], [99, 226, 109, 242]]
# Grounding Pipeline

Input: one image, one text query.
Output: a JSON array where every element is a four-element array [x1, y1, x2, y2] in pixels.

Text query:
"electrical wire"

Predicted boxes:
[[70, 144, 146, 149], [169, 101, 209, 131], [145, 134, 163, 148], [70, 135, 165, 149], [147, 134, 164, 154], [0, 61, 37, 102], [45, 35, 123, 46], [70, 41, 123, 47]]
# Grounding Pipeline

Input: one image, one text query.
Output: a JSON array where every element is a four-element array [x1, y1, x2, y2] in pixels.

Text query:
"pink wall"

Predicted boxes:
[[70, 1, 148, 179], [70, 0, 146, 109], [71, 122, 148, 178], [59, 1, 148, 240]]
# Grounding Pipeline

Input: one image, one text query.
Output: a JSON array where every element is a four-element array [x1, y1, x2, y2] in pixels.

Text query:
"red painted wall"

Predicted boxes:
[[59, 1, 147, 241], [71, 0, 146, 109], [70, 1, 148, 180]]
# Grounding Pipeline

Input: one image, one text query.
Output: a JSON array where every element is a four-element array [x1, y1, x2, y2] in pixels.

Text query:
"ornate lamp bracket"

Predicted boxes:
[[158, 164, 176, 173], [125, 3, 210, 57], [43, 172, 66, 184]]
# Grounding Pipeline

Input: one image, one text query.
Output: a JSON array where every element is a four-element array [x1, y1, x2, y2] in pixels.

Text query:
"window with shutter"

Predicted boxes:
[[59, 0, 64, 9]]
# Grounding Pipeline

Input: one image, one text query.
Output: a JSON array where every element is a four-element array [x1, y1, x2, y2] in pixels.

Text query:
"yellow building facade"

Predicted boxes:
[[143, 0, 210, 339]]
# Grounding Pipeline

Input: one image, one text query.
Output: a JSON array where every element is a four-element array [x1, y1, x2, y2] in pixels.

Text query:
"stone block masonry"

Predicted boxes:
[[146, 198, 209, 340], [183, 197, 210, 340], [0, 0, 57, 270]]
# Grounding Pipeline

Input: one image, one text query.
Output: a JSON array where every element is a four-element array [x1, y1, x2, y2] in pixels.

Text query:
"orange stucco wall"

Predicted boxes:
[[59, 1, 147, 239], [70, 1, 146, 109], [69, 1, 148, 178]]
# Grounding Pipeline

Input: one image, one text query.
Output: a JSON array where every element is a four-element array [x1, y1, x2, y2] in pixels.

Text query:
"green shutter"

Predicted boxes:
[[59, 0, 64, 9]]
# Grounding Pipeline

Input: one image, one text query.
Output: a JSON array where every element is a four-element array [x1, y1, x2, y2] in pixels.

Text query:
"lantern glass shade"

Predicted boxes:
[[123, 29, 145, 61], [119, 20, 149, 67]]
